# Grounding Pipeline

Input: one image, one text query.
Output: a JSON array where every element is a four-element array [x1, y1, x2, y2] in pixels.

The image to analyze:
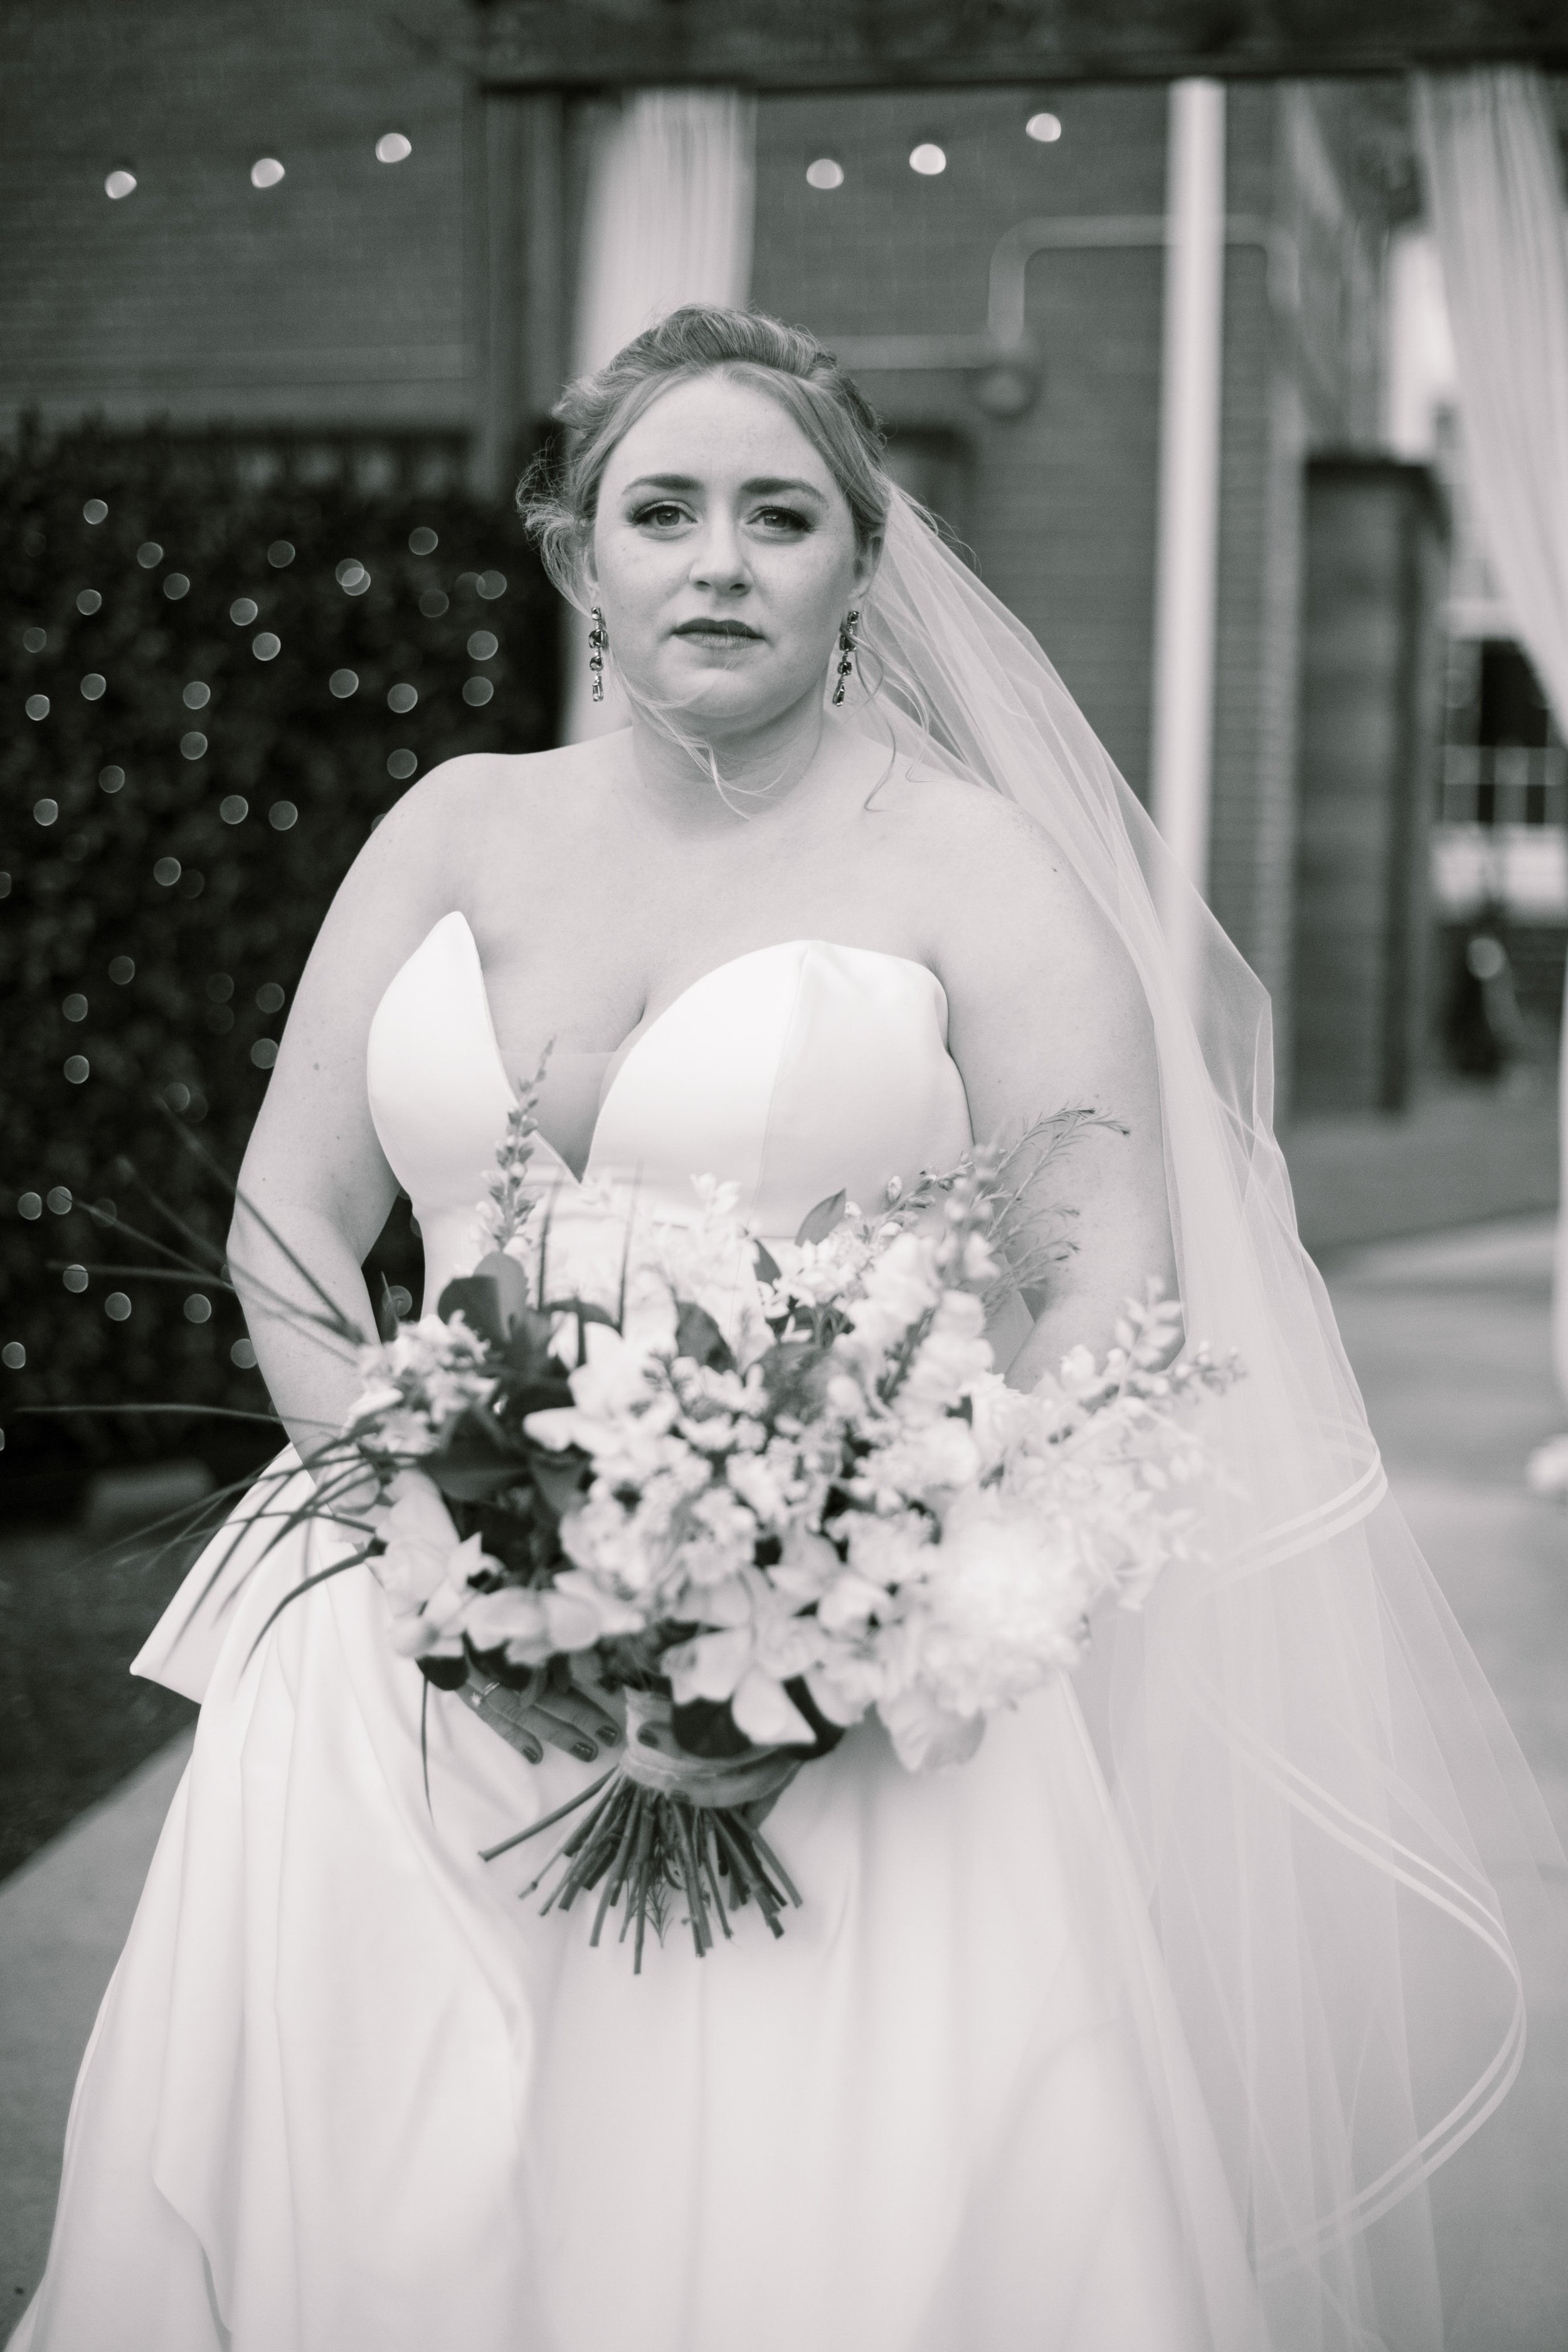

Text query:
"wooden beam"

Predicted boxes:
[[474, 2, 1568, 91]]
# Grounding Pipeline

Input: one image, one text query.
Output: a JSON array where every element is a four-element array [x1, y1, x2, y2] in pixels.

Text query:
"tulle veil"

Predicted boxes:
[[853, 485, 1560, 2348]]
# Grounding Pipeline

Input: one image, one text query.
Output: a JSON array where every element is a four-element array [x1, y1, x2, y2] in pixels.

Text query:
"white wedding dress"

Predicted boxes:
[[14, 915, 1267, 2352]]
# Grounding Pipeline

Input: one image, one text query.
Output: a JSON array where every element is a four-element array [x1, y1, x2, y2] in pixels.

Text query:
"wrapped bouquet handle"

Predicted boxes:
[[479, 1688, 805, 1971]]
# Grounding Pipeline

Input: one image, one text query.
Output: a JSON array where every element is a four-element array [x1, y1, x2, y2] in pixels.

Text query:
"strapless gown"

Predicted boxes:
[[13, 918, 1266, 2352]]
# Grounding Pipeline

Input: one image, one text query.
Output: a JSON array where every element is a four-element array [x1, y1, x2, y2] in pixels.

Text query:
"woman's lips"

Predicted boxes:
[[672, 622, 763, 642]]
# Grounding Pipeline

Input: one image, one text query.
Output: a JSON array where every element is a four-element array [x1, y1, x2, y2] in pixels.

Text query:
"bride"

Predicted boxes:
[[13, 307, 1556, 2352]]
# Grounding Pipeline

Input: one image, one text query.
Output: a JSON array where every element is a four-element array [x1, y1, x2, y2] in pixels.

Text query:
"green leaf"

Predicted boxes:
[[751, 1238, 781, 1284], [674, 1301, 735, 1373], [670, 1696, 753, 1759], [473, 1249, 534, 1329], [438, 1273, 506, 1347], [795, 1190, 846, 1247], [783, 1676, 849, 1759]]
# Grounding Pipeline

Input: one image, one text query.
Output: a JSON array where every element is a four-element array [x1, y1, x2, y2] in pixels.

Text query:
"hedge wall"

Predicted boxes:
[[0, 420, 558, 1499]]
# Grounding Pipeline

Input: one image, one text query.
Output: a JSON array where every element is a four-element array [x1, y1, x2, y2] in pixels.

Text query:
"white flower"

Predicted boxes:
[[375, 1471, 465, 1613], [878, 1686, 987, 1772]]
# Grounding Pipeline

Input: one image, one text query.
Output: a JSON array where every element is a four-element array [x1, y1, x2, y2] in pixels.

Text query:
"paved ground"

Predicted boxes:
[[3, 1211, 1566, 2343]]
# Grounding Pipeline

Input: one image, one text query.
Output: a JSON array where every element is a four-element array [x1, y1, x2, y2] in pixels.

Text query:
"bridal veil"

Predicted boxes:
[[855, 485, 1560, 2348]]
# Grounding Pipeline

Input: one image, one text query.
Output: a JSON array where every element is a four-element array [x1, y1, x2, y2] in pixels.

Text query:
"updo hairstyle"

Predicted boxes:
[[521, 307, 892, 608]]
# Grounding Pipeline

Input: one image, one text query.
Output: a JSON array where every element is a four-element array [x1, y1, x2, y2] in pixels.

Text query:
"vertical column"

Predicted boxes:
[[472, 92, 565, 501], [1149, 79, 1227, 983]]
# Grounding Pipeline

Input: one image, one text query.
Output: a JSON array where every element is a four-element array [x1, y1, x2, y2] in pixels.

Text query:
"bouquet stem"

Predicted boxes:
[[484, 1692, 803, 1972]]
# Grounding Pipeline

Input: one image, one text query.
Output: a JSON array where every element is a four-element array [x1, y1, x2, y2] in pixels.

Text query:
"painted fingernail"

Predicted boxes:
[[573, 1742, 596, 1761], [596, 1722, 620, 1742]]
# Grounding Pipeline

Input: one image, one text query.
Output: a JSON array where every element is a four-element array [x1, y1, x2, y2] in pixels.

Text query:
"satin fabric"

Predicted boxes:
[[14, 924, 1265, 2352]]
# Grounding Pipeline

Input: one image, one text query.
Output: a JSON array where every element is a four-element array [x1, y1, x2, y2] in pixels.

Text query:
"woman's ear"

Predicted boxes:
[[852, 536, 884, 600]]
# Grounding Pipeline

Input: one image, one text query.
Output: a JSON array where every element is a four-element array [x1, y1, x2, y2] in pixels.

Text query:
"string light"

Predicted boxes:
[[806, 159, 844, 191], [909, 143, 946, 176], [1026, 112, 1063, 143]]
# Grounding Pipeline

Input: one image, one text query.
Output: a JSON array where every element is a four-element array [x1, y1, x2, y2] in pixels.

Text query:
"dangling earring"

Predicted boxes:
[[588, 606, 608, 704], [832, 607, 860, 706]]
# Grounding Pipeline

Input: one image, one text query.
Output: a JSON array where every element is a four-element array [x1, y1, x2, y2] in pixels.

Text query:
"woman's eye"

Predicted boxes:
[[753, 507, 811, 534], [632, 502, 689, 529]]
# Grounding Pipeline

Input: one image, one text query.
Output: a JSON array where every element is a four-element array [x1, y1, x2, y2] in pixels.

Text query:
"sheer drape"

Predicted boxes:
[[1413, 68, 1568, 1399], [851, 489, 1564, 2350], [563, 92, 755, 744]]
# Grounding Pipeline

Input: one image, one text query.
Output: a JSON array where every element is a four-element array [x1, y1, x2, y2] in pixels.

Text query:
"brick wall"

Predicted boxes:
[[0, 0, 473, 433], [751, 85, 1168, 795]]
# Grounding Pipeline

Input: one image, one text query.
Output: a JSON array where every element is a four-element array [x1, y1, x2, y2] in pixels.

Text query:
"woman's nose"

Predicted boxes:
[[688, 516, 750, 594]]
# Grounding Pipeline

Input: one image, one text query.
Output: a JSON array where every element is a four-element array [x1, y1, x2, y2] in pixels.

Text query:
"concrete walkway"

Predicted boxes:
[[3, 1219, 1565, 2341], [2, 1729, 193, 2328]]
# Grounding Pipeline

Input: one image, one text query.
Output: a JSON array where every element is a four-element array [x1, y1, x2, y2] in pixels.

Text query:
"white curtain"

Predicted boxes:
[[1414, 68, 1568, 1401], [563, 90, 755, 743]]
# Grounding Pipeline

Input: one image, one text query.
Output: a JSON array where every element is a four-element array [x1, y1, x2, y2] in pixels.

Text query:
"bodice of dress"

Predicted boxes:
[[365, 911, 975, 1308]]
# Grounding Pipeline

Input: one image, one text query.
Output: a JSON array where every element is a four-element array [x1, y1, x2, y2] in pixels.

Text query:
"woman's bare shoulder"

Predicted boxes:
[[883, 763, 1099, 950]]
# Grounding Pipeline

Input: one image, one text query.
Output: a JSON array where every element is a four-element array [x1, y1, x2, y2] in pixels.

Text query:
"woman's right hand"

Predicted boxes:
[[458, 1659, 625, 1767]]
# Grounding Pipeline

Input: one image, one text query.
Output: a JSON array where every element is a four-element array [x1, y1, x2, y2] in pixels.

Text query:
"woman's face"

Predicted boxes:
[[587, 372, 876, 738]]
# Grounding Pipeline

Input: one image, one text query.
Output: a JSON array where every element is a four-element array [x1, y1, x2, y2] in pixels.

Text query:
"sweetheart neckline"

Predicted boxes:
[[430, 913, 951, 1188]]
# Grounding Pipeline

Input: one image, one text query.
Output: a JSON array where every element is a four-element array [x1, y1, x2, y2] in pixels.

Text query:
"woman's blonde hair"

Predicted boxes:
[[519, 305, 891, 607]]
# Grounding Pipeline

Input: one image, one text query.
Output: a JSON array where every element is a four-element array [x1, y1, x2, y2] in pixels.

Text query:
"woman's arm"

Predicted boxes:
[[930, 793, 1176, 1393], [227, 760, 479, 1466]]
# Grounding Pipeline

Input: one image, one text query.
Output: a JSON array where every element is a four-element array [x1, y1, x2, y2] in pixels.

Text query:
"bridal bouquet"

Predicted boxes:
[[331, 1088, 1237, 1968]]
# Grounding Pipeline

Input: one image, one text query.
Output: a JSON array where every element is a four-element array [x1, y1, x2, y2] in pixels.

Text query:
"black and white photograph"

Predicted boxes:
[[3, 4, 1567, 2346]]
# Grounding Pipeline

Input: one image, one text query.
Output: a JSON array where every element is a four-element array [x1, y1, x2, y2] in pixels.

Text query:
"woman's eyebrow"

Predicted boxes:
[[621, 473, 828, 502]]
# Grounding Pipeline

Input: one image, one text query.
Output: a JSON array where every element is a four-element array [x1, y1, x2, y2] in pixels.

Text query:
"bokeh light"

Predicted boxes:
[[162, 572, 190, 600], [388, 682, 418, 712], [83, 498, 108, 524], [180, 730, 208, 760], [98, 765, 125, 792], [183, 681, 211, 709], [909, 143, 946, 176], [23, 627, 46, 652], [63, 994, 87, 1021], [154, 856, 182, 886], [105, 1293, 131, 1322], [376, 132, 413, 165], [1026, 111, 1063, 143], [462, 677, 494, 707], [104, 170, 137, 201], [80, 673, 105, 699], [18, 1196, 42, 1220], [207, 975, 234, 1003], [408, 526, 438, 554], [220, 795, 249, 824], [387, 748, 418, 779], [476, 570, 507, 600], [250, 157, 285, 190], [268, 801, 297, 830], [251, 1039, 279, 1069], [63, 1265, 88, 1293], [137, 542, 163, 568], [807, 159, 845, 191], [467, 630, 498, 660], [267, 539, 295, 567], [109, 956, 135, 983], [252, 631, 281, 661], [329, 668, 359, 697], [2, 1342, 26, 1369], [77, 589, 102, 615], [63, 1056, 89, 1085], [230, 597, 258, 624], [257, 982, 285, 1014], [184, 1293, 212, 1324], [33, 797, 58, 824], [231, 1338, 258, 1369], [419, 590, 448, 618], [26, 696, 51, 722]]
